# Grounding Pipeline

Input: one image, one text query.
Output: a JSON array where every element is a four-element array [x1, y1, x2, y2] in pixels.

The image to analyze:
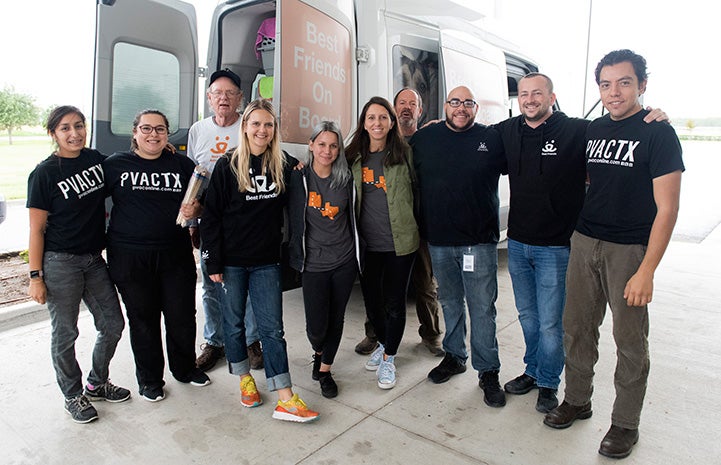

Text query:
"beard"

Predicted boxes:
[[445, 114, 475, 132]]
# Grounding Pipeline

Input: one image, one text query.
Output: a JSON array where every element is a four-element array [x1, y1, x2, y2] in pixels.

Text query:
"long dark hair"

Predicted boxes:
[[45, 105, 86, 134], [346, 96, 409, 166]]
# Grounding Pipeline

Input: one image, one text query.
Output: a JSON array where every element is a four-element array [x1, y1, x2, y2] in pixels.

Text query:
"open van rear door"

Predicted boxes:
[[92, 0, 198, 156]]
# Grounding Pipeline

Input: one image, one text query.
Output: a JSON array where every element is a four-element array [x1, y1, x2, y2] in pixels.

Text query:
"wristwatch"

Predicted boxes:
[[29, 270, 44, 279]]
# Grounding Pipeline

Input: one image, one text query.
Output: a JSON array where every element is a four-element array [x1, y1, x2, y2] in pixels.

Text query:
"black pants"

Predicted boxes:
[[302, 259, 357, 366], [360, 251, 415, 356], [108, 244, 197, 389]]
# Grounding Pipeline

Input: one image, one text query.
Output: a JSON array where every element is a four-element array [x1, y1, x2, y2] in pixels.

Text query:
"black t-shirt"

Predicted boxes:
[[26, 148, 107, 254], [103, 149, 195, 250], [200, 151, 298, 273], [411, 122, 507, 245], [304, 169, 355, 272], [577, 110, 684, 245], [359, 151, 395, 252]]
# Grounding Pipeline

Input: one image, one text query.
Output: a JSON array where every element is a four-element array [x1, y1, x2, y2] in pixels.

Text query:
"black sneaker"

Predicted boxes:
[[196, 343, 225, 372], [140, 385, 165, 402], [177, 368, 211, 387], [536, 387, 559, 413], [312, 353, 322, 381], [354, 336, 379, 355], [64, 395, 99, 423], [428, 353, 466, 384], [479, 371, 506, 408], [84, 381, 131, 403], [318, 371, 338, 398], [504, 373, 537, 395]]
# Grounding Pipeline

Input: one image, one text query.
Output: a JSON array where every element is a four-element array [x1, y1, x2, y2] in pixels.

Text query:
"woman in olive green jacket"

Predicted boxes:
[[346, 96, 419, 391]]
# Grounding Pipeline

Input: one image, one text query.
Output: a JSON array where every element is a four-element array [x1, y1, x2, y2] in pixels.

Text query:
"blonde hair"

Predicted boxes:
[[230, 99, 286, 193]]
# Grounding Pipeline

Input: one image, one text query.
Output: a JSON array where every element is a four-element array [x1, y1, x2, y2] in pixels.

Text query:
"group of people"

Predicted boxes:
[[28, 49, 683, 460]]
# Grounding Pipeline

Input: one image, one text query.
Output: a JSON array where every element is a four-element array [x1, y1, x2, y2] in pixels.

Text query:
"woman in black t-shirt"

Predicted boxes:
[[200, 99, 319, 422], [27, 106, 130, 423], [104, 109, 209, 402]]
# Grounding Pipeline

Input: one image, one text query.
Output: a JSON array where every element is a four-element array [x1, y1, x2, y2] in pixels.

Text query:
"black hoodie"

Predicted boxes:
[[494, 112, 588, 246]]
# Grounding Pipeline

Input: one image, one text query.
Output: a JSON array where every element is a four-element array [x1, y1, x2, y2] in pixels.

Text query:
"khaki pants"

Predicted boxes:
[[563, 231, 650, 429]]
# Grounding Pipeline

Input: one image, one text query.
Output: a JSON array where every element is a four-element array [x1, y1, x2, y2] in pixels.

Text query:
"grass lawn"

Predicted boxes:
[[0, 138, 54, 199]]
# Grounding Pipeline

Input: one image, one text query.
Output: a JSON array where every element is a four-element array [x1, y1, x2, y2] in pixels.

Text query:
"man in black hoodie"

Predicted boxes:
[[494, 73, 666, 415]]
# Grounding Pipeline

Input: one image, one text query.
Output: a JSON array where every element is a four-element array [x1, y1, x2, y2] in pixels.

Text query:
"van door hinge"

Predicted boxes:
[[356, 46, 370, 63], [198, 66, 208, 78]]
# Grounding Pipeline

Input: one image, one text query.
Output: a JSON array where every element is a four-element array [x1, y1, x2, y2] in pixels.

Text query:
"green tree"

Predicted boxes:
[[686, 119, 696, 132], [0, 87, 39, 144]]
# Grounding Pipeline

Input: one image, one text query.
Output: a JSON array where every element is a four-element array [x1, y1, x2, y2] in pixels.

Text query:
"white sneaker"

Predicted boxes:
[[377, 355, 397, 389], [365, 343, 385, 371]]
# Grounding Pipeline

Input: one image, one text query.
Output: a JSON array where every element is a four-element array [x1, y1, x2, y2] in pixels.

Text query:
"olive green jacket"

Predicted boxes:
[[350, 150, 419, 256]]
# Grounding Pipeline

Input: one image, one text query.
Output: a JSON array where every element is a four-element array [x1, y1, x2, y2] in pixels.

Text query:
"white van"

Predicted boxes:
[[92, 0, 541, 235]]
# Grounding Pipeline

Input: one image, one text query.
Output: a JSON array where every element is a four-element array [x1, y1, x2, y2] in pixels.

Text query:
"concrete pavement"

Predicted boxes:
[[1, 226, 720, 465]]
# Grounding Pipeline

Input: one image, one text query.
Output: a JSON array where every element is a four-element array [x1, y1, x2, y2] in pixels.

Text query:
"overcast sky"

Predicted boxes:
[[1, 0, 716, 120]]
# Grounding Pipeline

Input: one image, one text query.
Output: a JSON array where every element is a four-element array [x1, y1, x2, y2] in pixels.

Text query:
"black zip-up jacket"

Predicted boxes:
[[494, 112, 588, 246]]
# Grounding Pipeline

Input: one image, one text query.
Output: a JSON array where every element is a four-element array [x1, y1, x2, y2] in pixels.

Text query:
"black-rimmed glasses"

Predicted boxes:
[[138, 125, 168, 135], [446, 99, 476, 108]]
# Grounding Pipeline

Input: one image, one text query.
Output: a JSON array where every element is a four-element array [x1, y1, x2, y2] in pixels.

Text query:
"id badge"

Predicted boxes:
[[463, 252, 474, 272]]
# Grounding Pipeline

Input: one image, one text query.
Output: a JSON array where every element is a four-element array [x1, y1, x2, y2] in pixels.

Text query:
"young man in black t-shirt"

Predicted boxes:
[[543, 50, 684, 460]]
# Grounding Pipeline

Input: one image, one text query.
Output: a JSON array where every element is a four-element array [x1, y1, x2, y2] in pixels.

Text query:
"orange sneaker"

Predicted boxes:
[[240, 375, 262, 408], [272, 394, 319, 423]]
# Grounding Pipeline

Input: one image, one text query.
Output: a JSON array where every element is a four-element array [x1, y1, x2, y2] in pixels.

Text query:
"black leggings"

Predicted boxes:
[[360, 251, 415, 356], [302, 259, 357, 365]]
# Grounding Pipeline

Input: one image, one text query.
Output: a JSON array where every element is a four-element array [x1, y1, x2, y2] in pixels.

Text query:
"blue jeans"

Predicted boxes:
[[507, 239, 569, 389], [200, 251, 259, 347], [221, 264, 291, 391], [43, 251, 125, 398], [428, 243, 500, 374]]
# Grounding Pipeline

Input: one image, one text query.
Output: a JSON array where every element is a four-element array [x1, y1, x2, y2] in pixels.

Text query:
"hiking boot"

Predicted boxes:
[[177, 368, 211, 387], [355, 336, 379, 355], [247, 341, 264, 370], [479, 370, 506, 407], [64, 395, 99, 424], [318, 371, 338, 398], [377, 355, 397, 390], [504, 373, 537, 395], [365, 343, 385, 371], [599, 425, 639, 459], [272, 394, 319, 423], [544, 401, 593, 429], [196, 343, 224, 372], [421, 338, 445, 357], [139, 385, 165, 402], [536, 387, 559, 413], [84, 381, 131, 403], [312, 353, 322, 381], [240, 375, 262, 407], [427, 353, 466, 384]]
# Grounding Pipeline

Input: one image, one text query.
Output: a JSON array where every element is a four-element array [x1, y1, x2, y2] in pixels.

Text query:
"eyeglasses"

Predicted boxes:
[[446, 99, 477, 108], [138, 125, 168, 135], [209, 90, 241, 98]]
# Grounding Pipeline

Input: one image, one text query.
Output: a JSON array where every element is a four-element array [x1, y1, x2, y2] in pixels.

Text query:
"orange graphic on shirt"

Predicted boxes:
[[211, 135, 231, 154], [308, 191, 339, 220], [362, 167, 387, 192]]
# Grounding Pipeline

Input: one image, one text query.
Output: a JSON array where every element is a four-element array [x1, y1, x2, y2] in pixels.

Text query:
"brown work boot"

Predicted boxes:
[[195, 343, 225, 372], [599, 425, 639, 459], [354, 336, 378, 355], [543, 400, 592, 429], [247, 340, 264, 370], [421, 338, 445, 356]]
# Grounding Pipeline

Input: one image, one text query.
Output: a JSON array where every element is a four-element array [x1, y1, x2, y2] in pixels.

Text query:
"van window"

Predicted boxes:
[[392, 45, 439, 126], [110, 42, 180, 135]]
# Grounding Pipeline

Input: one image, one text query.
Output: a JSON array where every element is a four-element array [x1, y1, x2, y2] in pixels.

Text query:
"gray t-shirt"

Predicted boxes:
[[359, 151, 395, 252], [305, 169, 355, 272]]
